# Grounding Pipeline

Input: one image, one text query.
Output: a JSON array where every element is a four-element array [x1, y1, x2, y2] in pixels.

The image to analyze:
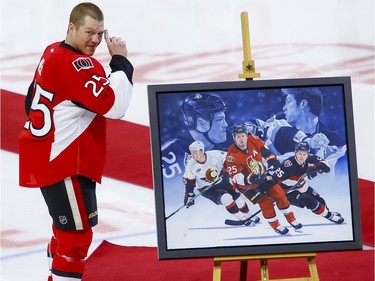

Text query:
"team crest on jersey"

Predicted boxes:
[[72, 57, 94, 71], [246, 156, 265, 175], [226, 155, 235, 162], [205, 168, 219, 182], [284, 159, 293, 167]]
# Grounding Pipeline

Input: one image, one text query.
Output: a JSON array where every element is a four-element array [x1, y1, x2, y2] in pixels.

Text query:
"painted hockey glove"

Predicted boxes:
[[247, 173, 265, 186], [266, 155, 280, 171], [307, 163, 318, 179], [184, 193, 195, 208]]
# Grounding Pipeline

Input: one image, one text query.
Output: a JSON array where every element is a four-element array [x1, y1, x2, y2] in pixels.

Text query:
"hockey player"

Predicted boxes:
[[161, 93, 230, 181], [225, 124, 302, 235], [262, 87, 347, 165], [18, 3, 133, 280], [183, 141, 259, 225], [273, 141, 344, 224]]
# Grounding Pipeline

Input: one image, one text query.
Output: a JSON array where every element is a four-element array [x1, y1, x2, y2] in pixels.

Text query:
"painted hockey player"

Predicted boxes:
[[225, 124, 302, 235], [273, 141, 344, 224], [161, 93, 230, 181], [262, 87, 347, 166], [183, 141, 260, 225]]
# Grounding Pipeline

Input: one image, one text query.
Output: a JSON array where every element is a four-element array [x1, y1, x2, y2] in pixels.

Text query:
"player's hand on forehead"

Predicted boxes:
[[104, 29, 128, 57]]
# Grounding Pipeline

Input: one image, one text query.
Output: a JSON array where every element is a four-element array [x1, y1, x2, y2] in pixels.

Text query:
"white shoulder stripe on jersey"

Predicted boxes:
[[50, 101, 96, 161]]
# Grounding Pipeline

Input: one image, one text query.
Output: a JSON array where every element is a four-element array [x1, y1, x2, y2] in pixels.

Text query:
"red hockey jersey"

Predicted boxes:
[[19, 41, 133, 187], [225, 135, 267, 189]]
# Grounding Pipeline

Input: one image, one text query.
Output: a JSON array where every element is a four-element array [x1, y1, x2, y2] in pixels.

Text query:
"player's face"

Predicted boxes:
[[283, 94, 302, 124], [190, 150, 204, 161], [234, 133, 248, 150], [295, 150, 308, 165], [67, 16, 104, 56], [207, 111, 228, 144]]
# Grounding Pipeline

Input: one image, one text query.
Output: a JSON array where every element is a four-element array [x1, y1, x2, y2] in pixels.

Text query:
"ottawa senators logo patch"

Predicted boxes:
[[226, 156, 235, 162], [72, 57, 94, 71], [284, 159, 293, 167], [205, 168, 219, 182], [246, 157, 265, 175]]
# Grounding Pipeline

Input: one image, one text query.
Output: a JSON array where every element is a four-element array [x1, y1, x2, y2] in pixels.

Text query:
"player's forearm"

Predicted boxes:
[[109, 55, 133, 83], [104, 56, 134, 119]]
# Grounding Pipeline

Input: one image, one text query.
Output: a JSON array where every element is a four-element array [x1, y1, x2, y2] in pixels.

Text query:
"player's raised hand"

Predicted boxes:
[[104, 29, 128, 57]]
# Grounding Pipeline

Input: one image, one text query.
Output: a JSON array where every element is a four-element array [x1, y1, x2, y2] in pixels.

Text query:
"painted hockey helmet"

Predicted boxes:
[[189, 141, 205, 153], [243, 119, 264, 139], [295, 141, 310, 152], [231, 124, 248, 138], [181, 93, 226, 133]]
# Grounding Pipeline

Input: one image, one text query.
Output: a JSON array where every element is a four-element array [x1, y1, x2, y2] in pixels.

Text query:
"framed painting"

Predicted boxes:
[[148, 76, 362, 259]]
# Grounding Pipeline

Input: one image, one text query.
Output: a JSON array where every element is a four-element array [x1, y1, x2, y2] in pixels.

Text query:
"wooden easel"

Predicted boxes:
[[211, 12, 320, 281], [212, 253, 319, 281]]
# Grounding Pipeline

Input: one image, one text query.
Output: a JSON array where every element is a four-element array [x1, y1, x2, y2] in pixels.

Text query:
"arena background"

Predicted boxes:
[[1, 0, 374, 280]]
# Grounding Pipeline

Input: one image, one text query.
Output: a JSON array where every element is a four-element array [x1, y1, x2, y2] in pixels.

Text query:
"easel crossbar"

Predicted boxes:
[[212, 253, 319, 281]]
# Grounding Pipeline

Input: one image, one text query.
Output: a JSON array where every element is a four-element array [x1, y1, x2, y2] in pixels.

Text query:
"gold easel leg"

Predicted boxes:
[[307, 256, 319, 281], [213, 260, 222, 281], [260, 259, 269, 280]]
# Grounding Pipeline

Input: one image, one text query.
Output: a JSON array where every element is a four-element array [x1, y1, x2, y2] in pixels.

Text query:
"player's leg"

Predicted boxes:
[[268, 184, 302, 230], [47, 232, 57, 280], [220, 192, 241, 216], [223, 183, 260, 222], [259, 196, 289, 235], [51, 225, 93, 280], [303, 187, 344, 224], [41, 175, 98, 280]]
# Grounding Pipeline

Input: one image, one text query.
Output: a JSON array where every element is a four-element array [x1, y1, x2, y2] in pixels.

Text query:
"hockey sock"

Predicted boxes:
[[235, 197, 250, 214], [221, 193, 240, 214], [313, 204, 328, 216], [51, 225, 92, 280], [47, 235, 57, 274], [267, 218, 281, 229], [283, 211, 297, 224], [225, 201, 240, 215]]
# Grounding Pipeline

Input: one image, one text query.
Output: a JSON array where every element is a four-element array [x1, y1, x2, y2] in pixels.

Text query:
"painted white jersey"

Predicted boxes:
[[183, 150, 226, 189]]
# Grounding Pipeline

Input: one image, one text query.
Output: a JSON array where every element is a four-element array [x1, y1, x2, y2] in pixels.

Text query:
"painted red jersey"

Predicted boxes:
[[225, 134, 267, 189], [19, 41, 133, 187]]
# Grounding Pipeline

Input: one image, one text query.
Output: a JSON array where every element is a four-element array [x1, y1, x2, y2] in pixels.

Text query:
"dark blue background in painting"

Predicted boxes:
[[156, 85, 347, 144]]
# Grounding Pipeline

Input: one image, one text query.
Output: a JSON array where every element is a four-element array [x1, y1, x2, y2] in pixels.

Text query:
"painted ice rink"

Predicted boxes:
[[1, 0, 374, 280]]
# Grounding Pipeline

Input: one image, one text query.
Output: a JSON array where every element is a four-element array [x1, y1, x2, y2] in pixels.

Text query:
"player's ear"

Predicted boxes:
[[67, 22, 77, 33], [196, 117, 210, 133], [300, 99, 309, 109]]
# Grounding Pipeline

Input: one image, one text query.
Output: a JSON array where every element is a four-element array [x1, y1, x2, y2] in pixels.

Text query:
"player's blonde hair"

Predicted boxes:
[[68, 2, 104, 28]]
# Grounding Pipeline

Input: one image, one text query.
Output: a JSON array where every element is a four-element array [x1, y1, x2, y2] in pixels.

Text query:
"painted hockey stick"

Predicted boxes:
[[285, 173, 308, 191], [224, 208, 262, 226], [165, 178, 221, 220]]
